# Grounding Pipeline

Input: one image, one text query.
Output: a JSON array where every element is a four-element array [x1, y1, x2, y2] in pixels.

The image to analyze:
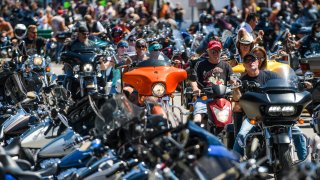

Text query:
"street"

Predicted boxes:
[[51, 62, 318, 159]]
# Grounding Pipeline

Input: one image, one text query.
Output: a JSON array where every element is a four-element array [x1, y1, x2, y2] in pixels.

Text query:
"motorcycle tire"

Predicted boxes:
[[276, 143, 293, 178]]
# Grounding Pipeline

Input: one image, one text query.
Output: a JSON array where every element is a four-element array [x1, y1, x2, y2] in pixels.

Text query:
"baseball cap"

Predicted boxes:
[[207, 40, 222, 50], [148, 41, 162, 51], [78, 25, 89, 33], [135, 38, 147, 47], [243, 53, 257, 63], [57, 9, 64, 15], [117, 40, 129, 48]]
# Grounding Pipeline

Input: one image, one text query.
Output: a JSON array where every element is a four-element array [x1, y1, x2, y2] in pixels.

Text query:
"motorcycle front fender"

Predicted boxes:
[[272, 133, 291, 144]]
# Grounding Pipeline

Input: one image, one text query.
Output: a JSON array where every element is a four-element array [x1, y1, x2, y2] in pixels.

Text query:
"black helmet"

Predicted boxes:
[[14, 24, 27, 40]]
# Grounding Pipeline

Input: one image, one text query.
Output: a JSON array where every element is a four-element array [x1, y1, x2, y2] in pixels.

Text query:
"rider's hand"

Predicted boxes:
[[193, 88, 201, 97], [12, 39, 18, 45], [232, 88, 242, 102], [304, 81, 313, 89], [258, 30, 264, 37]]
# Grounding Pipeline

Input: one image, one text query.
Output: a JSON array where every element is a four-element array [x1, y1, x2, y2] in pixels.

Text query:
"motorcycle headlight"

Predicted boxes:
[[281, 106, 296, 116], [267, 106, 296, 116], [33, 56, 43, 65], [213, 107, 230, 123], [152, 83, 166, 97], [73, 65, 80, 72], [83, 64, 93, 72]]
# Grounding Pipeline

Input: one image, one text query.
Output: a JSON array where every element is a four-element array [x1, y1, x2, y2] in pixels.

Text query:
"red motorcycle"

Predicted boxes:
[[189, 84, 233, 136]]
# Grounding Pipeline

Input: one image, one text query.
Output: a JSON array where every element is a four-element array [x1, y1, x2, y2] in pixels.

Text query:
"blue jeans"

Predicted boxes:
[[193, 97, 211, 116], [233, 118, 307, 160]]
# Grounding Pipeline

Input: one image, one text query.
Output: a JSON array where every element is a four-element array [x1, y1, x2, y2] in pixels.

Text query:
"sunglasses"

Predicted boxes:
[[210, 50, 221, 54], [136, 45, 146, 49], [240, 43, 251, 47], [129, 39, 136, 42], [81, 32, 89, 36], [31, 31, 37, 34], [256, 56, 266, 61], [243, 57, 257, 63]]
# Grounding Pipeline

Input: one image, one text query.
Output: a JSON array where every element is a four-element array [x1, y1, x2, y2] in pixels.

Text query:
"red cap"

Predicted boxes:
[[57, 9, 64, 15], [207, 40, 222, 50]]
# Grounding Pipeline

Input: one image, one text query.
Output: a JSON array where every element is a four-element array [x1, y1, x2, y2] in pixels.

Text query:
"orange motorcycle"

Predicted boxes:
[[122, 60, 187, 125]]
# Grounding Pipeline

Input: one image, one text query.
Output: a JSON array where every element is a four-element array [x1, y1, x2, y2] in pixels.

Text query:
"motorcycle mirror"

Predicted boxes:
[[304, 71, 314, 80]]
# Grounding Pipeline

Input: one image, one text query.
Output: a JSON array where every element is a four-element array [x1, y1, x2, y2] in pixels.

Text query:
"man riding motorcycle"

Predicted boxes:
[[189, 40, 233, 124], [295, 20, 320, 57], [232, 53, 307, 160]]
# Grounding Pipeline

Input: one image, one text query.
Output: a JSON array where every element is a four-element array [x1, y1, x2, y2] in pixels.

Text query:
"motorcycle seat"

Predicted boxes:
[[4, 137, 21, 156]]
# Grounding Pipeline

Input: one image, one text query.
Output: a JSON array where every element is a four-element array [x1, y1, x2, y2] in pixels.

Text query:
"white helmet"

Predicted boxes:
[[14, 24, 27, 40]]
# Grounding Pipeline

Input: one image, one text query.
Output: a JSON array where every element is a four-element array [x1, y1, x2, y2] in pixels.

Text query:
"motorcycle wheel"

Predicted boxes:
[[275, 144, 293, 179]]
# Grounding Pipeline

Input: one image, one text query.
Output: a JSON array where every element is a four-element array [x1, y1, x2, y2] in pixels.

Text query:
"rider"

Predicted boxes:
[[62, 25, 97, 53], [190, 40, 233, 124], [232, 53, 307, 160], [131, 38, 149, 63], [295, 20, 320, 57], [84, 14, 106, 36], [19, 25, 47, 56], [62, 25, 98, 78]]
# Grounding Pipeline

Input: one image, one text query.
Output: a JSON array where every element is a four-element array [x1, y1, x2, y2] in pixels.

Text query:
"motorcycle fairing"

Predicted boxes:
[[123, 66, 187, 96], [207, 99, 232, 127]]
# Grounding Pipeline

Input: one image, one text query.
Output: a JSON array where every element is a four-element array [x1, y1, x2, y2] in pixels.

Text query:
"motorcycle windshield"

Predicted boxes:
[[61, 51, 96, 64], [261, 66, 300, 90], [136, 59, 171, 67], [96, 94, 143, 132]]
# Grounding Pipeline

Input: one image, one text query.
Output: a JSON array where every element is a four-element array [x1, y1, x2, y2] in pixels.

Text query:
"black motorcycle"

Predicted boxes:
[[239, 68, 312, 178], [60, 51, 107, 135]]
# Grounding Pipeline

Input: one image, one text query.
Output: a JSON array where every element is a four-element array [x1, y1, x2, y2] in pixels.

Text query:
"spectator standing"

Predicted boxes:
[[84, 14, 106, 36], [173, 3, 184, 30], [51, 9, 67, 37], [0, 17, 14, 38]]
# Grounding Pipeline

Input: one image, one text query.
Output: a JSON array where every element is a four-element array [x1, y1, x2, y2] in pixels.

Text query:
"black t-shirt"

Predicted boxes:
[[173, 8, 183, 21], [21, 37, 46, 56], [240, 70, 280, 85], [192, 58, 233, 88]]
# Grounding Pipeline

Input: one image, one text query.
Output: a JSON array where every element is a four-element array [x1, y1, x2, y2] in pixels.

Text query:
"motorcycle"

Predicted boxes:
[[46, 31, 72, 63], [122, 59, 186, 117], [238, 67, 312, 177], [60, 51, 106, 98], [185, 83, 233, 137]]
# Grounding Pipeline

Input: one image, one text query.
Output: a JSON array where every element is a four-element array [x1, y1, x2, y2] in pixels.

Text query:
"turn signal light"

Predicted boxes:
[[298, 119, 304, 124], [201, 96, 208, 101], [46, 66, 51, 72], [139, 96, 145, 105], [249, 119, 257, 125]]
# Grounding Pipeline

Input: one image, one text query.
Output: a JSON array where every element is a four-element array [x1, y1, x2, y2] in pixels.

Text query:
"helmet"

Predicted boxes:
[[14, 24, 27, 40], [111, 26, 124, 44]]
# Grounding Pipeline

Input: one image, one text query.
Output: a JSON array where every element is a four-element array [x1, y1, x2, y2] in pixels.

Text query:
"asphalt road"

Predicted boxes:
[[51, 62, 318, 159]]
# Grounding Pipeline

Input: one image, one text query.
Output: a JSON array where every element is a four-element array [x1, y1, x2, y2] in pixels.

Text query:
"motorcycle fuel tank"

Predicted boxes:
[[38, 129, 80, 158], [1, 109, 30, 136], [20, 120, 61, 148]]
